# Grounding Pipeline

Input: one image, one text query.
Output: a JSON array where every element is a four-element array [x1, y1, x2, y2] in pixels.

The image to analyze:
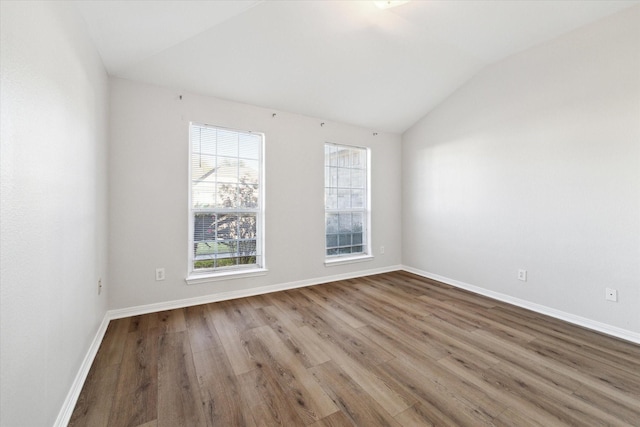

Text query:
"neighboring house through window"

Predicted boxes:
[[324, 142, 370, 261], [189, 123, 264, 277]]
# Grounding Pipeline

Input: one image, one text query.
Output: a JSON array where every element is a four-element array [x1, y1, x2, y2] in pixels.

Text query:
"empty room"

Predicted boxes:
[[1, 1, 639, 426]]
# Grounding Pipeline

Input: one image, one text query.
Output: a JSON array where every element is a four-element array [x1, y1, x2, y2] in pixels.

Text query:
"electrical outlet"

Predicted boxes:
[[518, 269, 527, 281], [155, 268, 165, 281], [605, 288, 617, 302], [98, 278, 102, 295], [380, 246, 385, 255]]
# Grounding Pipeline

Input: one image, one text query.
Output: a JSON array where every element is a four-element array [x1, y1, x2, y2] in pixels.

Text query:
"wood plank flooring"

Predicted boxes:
[[69, 271, 640, 426]]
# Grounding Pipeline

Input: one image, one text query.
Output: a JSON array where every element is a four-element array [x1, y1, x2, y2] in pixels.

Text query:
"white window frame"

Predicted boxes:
[[324, 142, 372, 266], [186, 122, 266, 284]]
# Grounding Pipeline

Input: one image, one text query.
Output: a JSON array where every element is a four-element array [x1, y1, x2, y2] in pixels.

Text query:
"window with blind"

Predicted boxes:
[[324, 143, 370, 259], [189, 123, 263, 274]]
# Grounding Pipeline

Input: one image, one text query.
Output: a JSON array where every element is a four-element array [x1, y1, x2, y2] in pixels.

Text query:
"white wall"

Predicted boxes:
[[0, 2, 109, 426], [108, 78, 402, 310], [402, 6, 640, 335]]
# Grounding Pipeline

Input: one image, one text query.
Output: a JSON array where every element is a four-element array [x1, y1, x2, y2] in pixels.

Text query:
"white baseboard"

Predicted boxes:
[[402, 265, 640, 345], [54, 314, 111, 427], [108, 264, 403, 320]]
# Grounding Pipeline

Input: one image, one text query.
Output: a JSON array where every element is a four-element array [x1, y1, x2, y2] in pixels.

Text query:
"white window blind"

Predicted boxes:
[[189, 123, 263, 273], [324, 143, 369, 258]]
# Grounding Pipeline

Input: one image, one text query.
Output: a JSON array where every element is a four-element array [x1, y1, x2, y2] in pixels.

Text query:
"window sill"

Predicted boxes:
[[324, 255, 374, 267], [185, 268, 268, 285]]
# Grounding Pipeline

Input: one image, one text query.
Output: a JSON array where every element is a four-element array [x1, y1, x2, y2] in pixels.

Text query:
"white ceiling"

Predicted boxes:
[[74, 0, 638, 133]]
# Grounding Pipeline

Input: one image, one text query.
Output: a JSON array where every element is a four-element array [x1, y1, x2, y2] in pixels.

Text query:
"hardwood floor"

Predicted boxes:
[[69, 271, 640, 426]]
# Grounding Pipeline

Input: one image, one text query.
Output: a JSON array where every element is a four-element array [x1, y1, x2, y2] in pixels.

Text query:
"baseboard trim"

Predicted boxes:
[[108, 264, 403, 320], [54, 313, 111, 427], [402, 265, 640, 345]]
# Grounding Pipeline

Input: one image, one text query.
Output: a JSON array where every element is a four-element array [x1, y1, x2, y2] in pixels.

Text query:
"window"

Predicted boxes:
[[189, 123, 263, 276], [324, 143, 370, 260]]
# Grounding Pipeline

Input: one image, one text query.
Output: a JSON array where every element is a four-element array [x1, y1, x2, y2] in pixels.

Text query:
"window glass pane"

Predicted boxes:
[[327, 144, 338, 166], [216, 241, 235, 255], [239, 214, 257, 239], [325, 188, 337, 210], [193, 126, 217, 155], [351, 189, 365, 209], [326, 213, 338, 233], [194, 259, 215, 269], [337, 167, 350, 188], [338, 233, 351, 246], [351, 149, 364, 168], [215, 213, 238, 240], [217, 257, 238, 268], [352, 212, 364, 231], [216, 158, 239, 183], [337, 148, 350, 167], [240, 159, 259, 184], [352, 232, 363, 245], [326, 234, 338, 248], [192, 182, 216, 208], [324, 143, 368, 259], [217, 130, 238, 157], [194, 213, 216, 244], [239, 239, 257, 256], [351, 169, 365, 188], [239, 134, 260, 159], [238, 184, 259, 208], [337, 189, 351, 209], [217, 183, 238, 208], [338, 212, 352, 232], [190, 123, 262, 272], [325, 166, 337, 188], [191, 154, 216, 181]]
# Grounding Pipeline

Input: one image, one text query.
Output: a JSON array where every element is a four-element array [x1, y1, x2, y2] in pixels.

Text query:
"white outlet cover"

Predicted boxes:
[[605, 288, 617, 302], [518, 269, 527, 281]]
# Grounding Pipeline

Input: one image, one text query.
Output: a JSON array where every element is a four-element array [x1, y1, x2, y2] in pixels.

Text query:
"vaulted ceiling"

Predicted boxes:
[[74, 0, 637, 133]]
